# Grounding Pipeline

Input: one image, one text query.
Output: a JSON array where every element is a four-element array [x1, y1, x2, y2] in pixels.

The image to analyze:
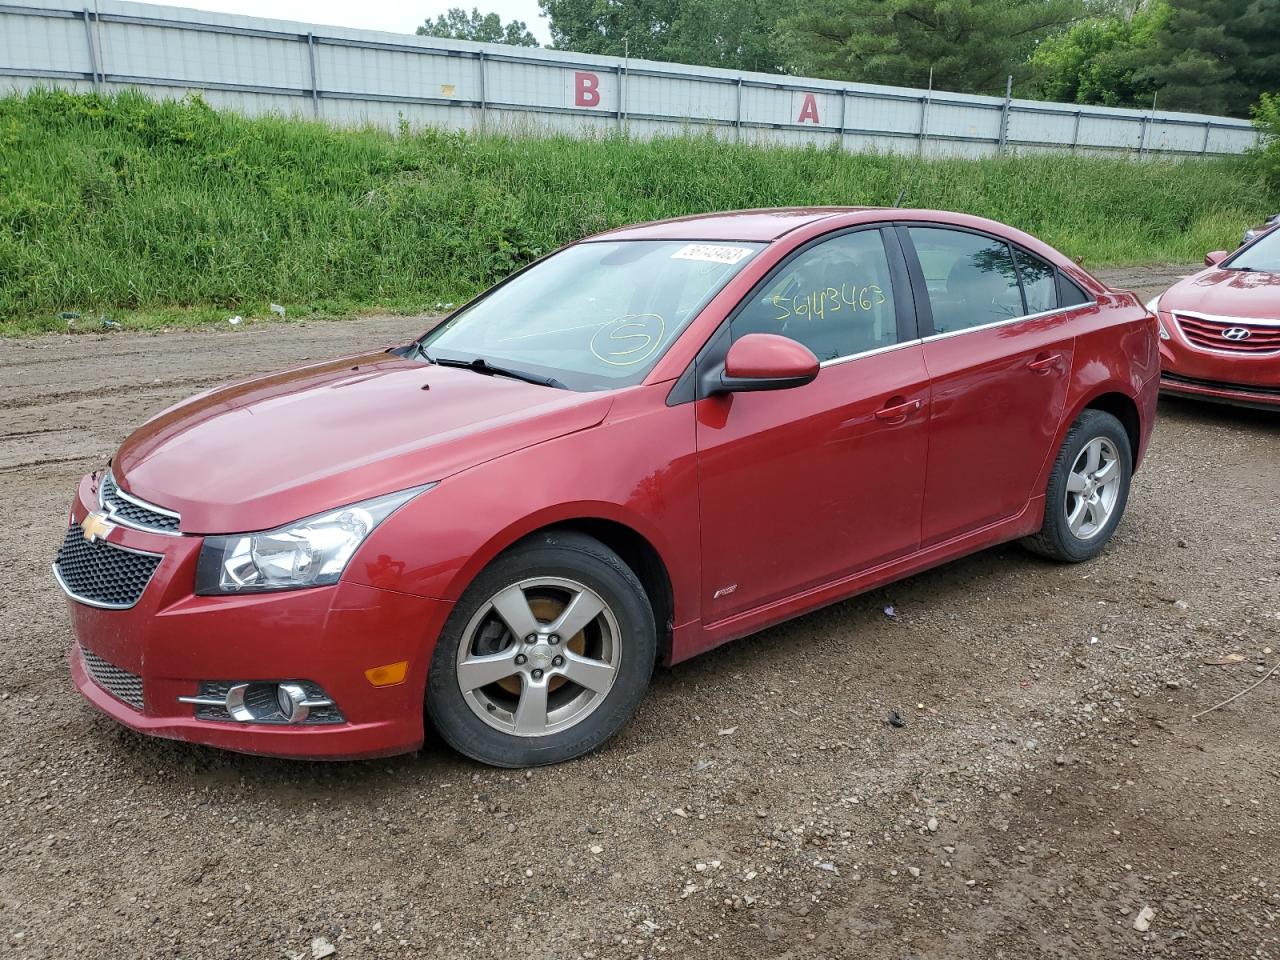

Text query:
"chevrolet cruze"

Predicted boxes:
[[55, 208, 1159, 767]]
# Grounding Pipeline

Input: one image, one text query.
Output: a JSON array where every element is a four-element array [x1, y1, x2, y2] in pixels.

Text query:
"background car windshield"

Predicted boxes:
[[1229, 229, 1280, 273], [420, 240, 764, 391]]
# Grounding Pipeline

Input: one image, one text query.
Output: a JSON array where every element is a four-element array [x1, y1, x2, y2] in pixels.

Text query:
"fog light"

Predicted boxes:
[[276, 682, 310, 723], [179, 680, 343, 724], [365, 660, 409, 687]]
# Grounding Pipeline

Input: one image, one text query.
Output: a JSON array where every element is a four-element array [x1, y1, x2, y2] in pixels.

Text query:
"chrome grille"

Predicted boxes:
[[79, 646, 144, 711], [54, 523, 162, 609], [99, 471, 181, 535], [1175, 314, 1280, 355]]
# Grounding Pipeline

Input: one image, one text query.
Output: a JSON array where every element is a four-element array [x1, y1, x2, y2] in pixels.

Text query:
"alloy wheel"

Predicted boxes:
[[1064, 436, 1121, 540], [455, 576, 621, 737]]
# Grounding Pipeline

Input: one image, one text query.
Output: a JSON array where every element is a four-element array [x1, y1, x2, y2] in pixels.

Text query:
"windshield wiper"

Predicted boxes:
[[432, 355, 566, 389]]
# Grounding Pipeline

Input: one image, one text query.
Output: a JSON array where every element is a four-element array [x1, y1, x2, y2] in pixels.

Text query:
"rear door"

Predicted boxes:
[[899, 225, 1088, 546], [694, 226, 931, 622]]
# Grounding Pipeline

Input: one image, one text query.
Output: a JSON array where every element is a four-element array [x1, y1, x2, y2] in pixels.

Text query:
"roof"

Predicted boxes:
[[591, 207, 885, 243]]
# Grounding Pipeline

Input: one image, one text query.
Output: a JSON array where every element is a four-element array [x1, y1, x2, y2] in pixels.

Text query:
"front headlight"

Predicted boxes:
[[195, 484, 433, 595], [1145, 296, 1171, 340]]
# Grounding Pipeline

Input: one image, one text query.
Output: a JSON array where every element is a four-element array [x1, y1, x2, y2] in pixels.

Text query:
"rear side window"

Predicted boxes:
[[907, 227, 1022, 334], [1056, 272, 1090, 307], [1014, 249, 1057, 314], [731, 229, 901, 362]]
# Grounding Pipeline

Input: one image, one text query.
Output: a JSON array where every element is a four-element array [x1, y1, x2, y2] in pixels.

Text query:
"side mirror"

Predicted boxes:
[[1204, 250, 1228, 266], [714, 333, 819, 394]]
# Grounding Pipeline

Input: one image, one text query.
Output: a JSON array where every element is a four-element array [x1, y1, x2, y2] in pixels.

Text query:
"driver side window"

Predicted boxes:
[[732, 230, 900, 362]]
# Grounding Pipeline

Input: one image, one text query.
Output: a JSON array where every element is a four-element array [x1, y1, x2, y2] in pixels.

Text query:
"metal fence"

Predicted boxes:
[[0, 0, 1260, 158]]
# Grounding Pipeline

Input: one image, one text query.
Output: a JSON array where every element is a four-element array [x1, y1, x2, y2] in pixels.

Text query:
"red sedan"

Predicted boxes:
[[55, 208, 1159, 767], [1153, 228, 1280, 410]]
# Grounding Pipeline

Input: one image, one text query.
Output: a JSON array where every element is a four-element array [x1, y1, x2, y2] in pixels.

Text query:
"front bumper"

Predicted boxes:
[[60, 474, 452, 759], [1159, 327, 1279, 411]]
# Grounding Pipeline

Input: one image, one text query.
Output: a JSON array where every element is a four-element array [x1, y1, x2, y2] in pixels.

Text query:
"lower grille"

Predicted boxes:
[[54, 523, 162, 609], [79, 646, 144, 711], [1161, 372, 1280, 397], [1174, 314, 1280, 354]]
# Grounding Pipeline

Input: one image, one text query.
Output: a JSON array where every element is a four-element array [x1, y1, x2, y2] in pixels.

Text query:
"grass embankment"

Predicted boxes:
[[1, 89, 1275, 336]]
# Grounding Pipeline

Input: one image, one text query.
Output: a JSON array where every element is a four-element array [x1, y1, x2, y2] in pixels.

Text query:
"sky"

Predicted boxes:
[[147, 0, 554, 44]]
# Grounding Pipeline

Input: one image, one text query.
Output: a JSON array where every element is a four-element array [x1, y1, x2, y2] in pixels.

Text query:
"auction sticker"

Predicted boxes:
[[672, 244, 755, 265]]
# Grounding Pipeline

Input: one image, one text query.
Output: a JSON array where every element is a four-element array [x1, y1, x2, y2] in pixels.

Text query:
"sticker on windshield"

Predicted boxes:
[[671, 244, 755, 265]]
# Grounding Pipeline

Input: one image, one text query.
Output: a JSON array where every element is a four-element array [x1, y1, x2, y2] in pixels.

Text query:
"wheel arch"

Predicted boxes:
[[1080, 390, 1141, 469], [443, 507, 677, 665]]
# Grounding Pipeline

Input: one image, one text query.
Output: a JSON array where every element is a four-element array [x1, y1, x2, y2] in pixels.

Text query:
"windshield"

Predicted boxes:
[[1228, 228, 1280, 273], [418, 239, 764, 391]]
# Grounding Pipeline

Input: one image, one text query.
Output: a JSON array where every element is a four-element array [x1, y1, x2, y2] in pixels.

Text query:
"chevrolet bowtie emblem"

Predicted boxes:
[[81, 511, 116, 543]]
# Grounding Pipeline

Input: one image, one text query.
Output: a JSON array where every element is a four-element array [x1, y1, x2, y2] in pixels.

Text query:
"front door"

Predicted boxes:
[[695, 227, 931, 623]]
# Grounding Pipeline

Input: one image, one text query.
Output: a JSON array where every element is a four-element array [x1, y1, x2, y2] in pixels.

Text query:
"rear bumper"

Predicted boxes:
[[61, 473, 453, 760], [1159, 373, 1280, 411]]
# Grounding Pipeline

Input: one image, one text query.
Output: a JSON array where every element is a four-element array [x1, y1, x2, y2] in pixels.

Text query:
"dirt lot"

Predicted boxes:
[[1, 264, 1277, 959]]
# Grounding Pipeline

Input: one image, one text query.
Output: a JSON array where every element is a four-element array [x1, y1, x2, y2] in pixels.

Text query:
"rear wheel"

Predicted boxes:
[[426, 530, 655, 767], [1023, 409, 1132, 563]]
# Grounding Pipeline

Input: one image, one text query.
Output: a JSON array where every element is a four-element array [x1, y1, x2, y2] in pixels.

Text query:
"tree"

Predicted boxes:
[[538, 0, 783, 72], [1137, 0, 1279, 116], [774, 0, 1085, 97], [1253, 91, 1280, 189], [1029, 0, 1169, 107], [417, 7, 539, 46]]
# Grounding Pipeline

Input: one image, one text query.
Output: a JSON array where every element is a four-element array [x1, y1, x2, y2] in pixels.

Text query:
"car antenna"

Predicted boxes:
[[894, 188, 907, 208]]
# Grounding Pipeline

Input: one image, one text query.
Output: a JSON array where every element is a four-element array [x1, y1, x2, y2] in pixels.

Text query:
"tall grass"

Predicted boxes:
[[1, 89, 1275, 333]]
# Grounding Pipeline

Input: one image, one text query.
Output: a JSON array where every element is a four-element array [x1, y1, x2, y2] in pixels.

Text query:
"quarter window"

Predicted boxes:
[[1015, 249, 1058, 314], [732, 230, 900, 362], [908, 227, 1023, 334]]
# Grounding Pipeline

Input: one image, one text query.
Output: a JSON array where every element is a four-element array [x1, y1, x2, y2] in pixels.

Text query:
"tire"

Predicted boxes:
[[426, 529, 656, 767], [1022, 408, 1133, 563]]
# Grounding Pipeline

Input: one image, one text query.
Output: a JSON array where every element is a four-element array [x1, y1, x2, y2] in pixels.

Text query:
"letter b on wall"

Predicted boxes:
[[575, 71, 600, 108]]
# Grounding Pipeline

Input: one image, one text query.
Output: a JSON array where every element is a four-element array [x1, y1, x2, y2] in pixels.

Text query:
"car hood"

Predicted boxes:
[[113, 352, 613, 533], [1162, 268, 1280, 320]]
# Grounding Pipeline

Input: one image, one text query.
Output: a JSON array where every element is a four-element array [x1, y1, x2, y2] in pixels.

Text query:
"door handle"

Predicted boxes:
[[874, 397, 922, 422], [1028, 352, 1063, 374]]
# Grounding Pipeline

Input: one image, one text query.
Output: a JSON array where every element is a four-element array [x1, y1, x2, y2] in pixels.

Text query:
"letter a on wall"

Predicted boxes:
[[575, 71, 601, 108], [797, 93, 820, 125]]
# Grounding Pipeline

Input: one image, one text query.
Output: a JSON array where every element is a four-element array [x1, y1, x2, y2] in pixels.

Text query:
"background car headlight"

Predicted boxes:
[[1145, 296, 1171, 340], [195, 484, 433, 595]]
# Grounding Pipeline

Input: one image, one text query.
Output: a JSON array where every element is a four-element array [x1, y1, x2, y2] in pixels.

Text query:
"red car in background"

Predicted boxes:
[[1152, 226, 1280, 410], [55, 208, 1159, 767]]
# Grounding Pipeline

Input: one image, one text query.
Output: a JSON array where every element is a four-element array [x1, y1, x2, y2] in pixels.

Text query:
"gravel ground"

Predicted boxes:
[[1, 264, 1278, 959]]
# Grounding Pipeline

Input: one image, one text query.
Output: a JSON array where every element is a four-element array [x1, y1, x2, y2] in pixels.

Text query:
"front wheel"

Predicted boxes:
[[426, 530, 656, 767], [1023, 408, 1133, 563]]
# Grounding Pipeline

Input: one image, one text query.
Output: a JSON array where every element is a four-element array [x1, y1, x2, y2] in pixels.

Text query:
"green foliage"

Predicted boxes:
[[1253, 92, 1280, 188], [1030, 0, 1169, 106], [538, 0, 782, 72], [1, 90, 1275, 334], [775, 0, 1084, 96], [1138, 0, 1280, 116], [417, 6, 539, 46]]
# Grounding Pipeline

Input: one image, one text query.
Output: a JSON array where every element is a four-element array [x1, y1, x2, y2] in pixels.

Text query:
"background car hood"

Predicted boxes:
[[113, 352, 613, 533], [1162, 268, 1280, 319]]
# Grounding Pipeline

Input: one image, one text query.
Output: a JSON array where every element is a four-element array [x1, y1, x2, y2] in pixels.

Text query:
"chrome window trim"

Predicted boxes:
[[918, 301, 1097, 344], [51, 536, 164, 610], [99, 471, 183, 536], [813, 302, 1096, 368], [819, 337, 923, 368], [1171, 308, 1280, 328]]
